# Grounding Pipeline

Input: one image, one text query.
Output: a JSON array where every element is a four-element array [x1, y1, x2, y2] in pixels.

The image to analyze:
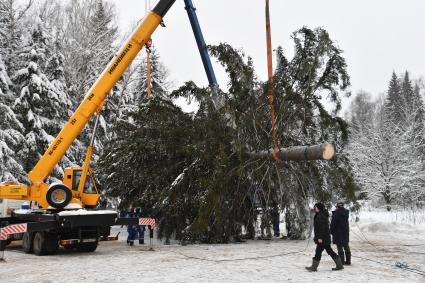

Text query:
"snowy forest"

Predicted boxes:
[[0, 0, 424, 244]]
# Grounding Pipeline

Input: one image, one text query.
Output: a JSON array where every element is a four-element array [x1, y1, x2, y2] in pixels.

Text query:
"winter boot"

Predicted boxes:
[[127, 240, 134, 246], [305, 258, 320, 272], [345, 252, 351, 265], [332, 256, 344, 271], [139, 239, 144, 245], [338, 251, 345, 264]]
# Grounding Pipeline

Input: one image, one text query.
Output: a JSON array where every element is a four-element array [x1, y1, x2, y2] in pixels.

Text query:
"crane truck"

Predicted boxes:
[[0, 0, 178, 256], [0, 0, 335, 257]]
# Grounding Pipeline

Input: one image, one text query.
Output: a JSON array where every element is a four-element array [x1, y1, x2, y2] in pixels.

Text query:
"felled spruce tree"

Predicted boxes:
[[99, 27, 358, 243]]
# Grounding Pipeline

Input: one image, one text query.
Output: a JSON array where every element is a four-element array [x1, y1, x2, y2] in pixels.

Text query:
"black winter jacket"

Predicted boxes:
[[313, 209, 331, 245], [330, 207, 350, 245]]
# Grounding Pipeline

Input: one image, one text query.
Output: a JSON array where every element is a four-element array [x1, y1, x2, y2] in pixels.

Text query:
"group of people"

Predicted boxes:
[[306, 201, 351, 272], [123, 202, 351, 268], [125, 207, 145, 246]]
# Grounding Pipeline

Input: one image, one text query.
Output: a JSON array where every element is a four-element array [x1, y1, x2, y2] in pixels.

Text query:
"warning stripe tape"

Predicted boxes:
[[139, 218, 156, 228], [0, 224, 27, 240]]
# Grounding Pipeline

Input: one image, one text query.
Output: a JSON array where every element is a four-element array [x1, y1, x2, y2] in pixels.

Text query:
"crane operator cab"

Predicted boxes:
[[61, 167, 100, 208]]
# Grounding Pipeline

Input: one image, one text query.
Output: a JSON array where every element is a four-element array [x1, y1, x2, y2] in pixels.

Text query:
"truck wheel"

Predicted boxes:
[[33, 232, 58, 255], [46, 184, 72, 209], [77, 242, 98, 253], [33, 232, 47, 256], [22, 232, 34, 254]]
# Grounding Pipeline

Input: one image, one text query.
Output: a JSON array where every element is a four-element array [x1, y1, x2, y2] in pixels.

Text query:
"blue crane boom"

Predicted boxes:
[[183, 0, 218, 87]]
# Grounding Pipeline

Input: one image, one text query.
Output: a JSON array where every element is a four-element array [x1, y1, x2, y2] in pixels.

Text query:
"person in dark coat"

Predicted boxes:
[[306, 203, 344, 272], [270, 206, 280, 237], [331, 201, 351, 265]]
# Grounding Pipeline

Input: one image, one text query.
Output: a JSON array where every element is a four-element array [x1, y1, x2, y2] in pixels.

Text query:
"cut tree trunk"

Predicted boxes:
[[249, 144, 335, 161]]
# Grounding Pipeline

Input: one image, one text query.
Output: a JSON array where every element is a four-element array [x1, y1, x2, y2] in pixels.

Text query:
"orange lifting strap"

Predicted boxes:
[[146, 39, 152, 98], [265, 0, 280, 161]]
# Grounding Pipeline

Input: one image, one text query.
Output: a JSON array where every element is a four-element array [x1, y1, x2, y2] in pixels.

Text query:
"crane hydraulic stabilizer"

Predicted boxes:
[[0, 0, 177, 210]]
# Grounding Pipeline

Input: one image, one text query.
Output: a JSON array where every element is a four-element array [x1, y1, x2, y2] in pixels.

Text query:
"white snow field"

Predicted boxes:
[[1, 209, 424, 283]]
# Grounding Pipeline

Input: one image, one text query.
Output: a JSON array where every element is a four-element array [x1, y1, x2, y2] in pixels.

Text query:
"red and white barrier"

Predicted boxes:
[[0, 224, 27, 240], [139, 218, 155, 228]]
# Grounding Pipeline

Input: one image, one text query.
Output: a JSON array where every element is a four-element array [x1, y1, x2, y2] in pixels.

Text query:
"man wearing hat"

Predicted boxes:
[[306, 203, 344, 271], [330, 201, 351, 265]]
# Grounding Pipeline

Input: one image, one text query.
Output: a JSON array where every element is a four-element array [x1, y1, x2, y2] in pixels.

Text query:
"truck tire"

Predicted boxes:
[[22, 232, 34, 254], [33, 232, 47, 256], [33, 232, 58, 256], [46, 184, 72, 209], [77, 242, 98, 253]]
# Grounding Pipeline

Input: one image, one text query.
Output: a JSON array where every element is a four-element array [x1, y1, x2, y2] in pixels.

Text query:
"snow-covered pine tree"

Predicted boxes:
[[86, 0, 118, 91], [102, 47, 170, 141], [387, 72, 425, 205], [398, 73, 425, 157], [385, 72, 404, 126], [348, 94, 398, 209], [12, 20, 74, 181], [349, 91, 376, 133], [133, 48, 170, 103], [46, 26, 85, 166], [106, 58, 141, 123], [63, 0, 118, 98], [401, 71, 414, 113], [62, 0, 120, 153], [0, 53, 25, 181], [0, 0, 32, 73], [412, 83, 425, 158]]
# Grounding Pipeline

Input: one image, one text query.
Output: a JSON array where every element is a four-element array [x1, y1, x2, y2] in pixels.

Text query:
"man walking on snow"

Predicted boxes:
[[306, 203, 344, 272], [331, 201, 351, 265]]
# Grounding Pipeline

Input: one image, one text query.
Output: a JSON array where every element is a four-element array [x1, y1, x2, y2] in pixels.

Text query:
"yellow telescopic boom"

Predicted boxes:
[[0, 0, 176, 209]]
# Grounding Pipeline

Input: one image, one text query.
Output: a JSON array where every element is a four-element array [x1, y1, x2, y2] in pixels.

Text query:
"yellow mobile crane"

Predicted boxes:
[[0, 0, 176, 210], [0, 0, 177, 256]]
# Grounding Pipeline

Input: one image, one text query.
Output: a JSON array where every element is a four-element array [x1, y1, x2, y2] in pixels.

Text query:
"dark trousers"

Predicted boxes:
[[337, 244, 351, 262], [314, 243, 338, 261], [273, 221, 280, 237], [337, 244, 350, 254]]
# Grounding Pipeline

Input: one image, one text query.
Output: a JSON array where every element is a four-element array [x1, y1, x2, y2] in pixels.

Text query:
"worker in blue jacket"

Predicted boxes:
[[134, 207, 145, 245], [126, 208, 137, 246]]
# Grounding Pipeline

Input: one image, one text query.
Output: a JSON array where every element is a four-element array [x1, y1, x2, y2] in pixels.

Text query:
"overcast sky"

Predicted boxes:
[[114, 0, 425, 110]]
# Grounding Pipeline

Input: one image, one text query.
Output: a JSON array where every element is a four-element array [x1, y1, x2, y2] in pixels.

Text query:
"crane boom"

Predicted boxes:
[[28, 0, 175, 185], [184, 0, 217, 87]]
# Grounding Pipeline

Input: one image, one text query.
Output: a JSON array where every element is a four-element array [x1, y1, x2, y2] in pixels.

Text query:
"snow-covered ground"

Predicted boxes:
[[1, 209, 424, 283]]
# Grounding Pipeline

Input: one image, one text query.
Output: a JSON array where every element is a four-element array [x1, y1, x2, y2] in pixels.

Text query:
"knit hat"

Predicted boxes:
[[314, 203, 325, 211], [336, 201, 344, 208]]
